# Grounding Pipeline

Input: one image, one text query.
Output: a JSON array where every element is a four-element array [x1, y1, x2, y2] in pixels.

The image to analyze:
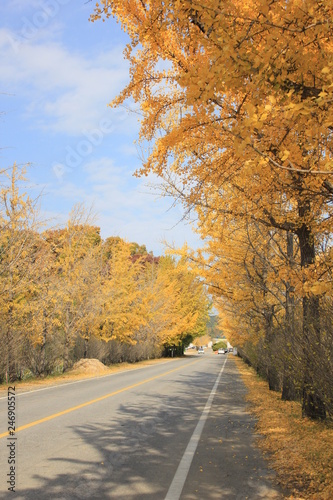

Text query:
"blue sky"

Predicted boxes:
[[0, 0, 200, 255]]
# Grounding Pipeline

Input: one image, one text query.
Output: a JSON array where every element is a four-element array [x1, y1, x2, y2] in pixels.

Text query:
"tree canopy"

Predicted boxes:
[[91, 0, 333, 419]]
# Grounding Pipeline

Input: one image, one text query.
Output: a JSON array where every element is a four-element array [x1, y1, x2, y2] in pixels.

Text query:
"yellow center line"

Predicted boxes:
[[0, 359, 200, 439]]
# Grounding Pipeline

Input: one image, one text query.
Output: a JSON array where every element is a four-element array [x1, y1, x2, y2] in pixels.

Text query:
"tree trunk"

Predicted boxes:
[[6, 329, 17, 383], [63, 335, 70, 373], [282, 374, 298, 401], [301, 294, 326, 419], [265, 307, 281, 392], [268, 364, 281, 392], [39, 311, 48, 376], [282, 232, 298, 401], [6, 303, 17, 383], [63, 308, 71, 373], [297, 203, 326, 419], [84, 336, 89, 359]]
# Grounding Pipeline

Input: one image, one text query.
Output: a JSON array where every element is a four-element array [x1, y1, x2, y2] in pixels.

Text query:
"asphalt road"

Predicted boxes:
[[0, 352, 283, 499]]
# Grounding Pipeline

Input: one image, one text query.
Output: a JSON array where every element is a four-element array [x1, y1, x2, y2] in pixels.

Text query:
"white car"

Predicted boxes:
[[217, 348, 225, 354], [198, 348, 205, 354]]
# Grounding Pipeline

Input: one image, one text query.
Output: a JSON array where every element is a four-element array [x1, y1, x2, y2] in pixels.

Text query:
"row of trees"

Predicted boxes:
[[92, 0, 333, 419], [0, 165, 211, 382], [194, 221, 333, 419]]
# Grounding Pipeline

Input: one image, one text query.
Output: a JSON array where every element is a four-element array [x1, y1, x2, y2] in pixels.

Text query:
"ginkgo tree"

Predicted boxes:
[[194, 219, 300, 391], [0, 164, 212, 378], [45, 206, 102, 372], [147, 255, 211, 352], [0, 164, 45, 382], [92, 0, 333, 419], [100, 247, 211, 354], [96, 237, 147, 344]]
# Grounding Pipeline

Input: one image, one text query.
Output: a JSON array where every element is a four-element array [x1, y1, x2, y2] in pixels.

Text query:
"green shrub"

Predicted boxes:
[[212, 341, 227, 351]]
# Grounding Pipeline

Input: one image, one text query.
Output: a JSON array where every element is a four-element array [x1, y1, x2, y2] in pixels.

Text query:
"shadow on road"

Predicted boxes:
[[14, 357, 284, 499]]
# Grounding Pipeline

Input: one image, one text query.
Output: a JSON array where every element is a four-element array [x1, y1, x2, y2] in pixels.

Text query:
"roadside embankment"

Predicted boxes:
[[234, 356, 333, 500]]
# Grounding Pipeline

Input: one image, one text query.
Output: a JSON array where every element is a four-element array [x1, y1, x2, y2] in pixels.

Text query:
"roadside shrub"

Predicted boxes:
[[212, 340, 227, 351]]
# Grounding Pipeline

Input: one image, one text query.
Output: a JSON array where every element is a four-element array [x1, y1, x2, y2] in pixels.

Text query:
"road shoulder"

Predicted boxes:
[[0, 357, 178, 394], [180, 355, 286, 499]]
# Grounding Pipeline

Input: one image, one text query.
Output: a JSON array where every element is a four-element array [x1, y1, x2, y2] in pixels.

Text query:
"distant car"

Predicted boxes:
[[217, 348, 225, 354], [198, 348, 205, 354]]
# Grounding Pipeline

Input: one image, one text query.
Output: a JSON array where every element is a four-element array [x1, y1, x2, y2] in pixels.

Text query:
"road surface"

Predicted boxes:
[[0, 352, 283, 499]]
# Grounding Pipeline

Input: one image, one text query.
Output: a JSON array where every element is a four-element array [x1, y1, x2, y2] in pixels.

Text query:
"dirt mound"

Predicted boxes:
[[70, 358, 109, 375]]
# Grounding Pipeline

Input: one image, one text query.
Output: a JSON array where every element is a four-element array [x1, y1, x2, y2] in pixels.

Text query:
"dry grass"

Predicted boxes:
[[233, 356, 333, 500], [0, 357, 175, 393]]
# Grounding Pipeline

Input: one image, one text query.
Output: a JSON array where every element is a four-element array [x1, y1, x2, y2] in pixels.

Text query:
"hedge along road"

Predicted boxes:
[[0, 352, 283, 499]]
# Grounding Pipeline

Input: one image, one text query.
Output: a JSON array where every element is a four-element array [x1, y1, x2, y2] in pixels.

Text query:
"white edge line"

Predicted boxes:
[[0, 358, 181, 400], [165, 356, 228, 500]]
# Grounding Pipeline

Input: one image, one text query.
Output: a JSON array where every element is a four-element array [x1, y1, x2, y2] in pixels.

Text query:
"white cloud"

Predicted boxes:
[[0, 28, 131, 135], [0, 8, 202, 256], [4, 0, 46, 13], [43, 157, 199, 254]]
